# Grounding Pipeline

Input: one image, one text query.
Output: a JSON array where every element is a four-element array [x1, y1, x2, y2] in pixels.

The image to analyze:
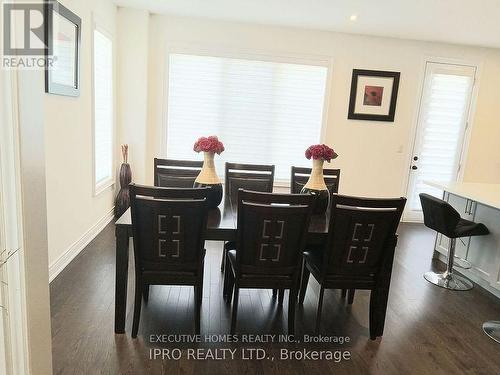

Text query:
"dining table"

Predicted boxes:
[[113, 197, 330, 334]]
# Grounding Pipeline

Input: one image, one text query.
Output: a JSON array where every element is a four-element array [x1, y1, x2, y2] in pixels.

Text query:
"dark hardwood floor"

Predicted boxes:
[[50, 222, 500, 374]]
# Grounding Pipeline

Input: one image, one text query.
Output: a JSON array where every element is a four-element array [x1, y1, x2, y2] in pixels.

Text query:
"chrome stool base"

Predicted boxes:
[[483, 321, 500, 343], [424, 271, 473, 291]]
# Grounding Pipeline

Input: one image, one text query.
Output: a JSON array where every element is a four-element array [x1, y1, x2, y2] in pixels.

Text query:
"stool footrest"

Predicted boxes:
[[424, 271, 473, 291], [453, 256, 472, 270], [483, 321, 500, 344]]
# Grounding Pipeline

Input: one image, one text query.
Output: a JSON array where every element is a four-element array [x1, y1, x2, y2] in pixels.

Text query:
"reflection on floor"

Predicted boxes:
[[50, 223, 500, 374]]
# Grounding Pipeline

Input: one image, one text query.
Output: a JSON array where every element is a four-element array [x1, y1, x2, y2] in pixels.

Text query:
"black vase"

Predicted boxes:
[[193, 152, 223, 208], [114, 163, 132, 219], [193, 182, 223, 208], [300, 187, 330, 214], [301, 159, 330, 215]]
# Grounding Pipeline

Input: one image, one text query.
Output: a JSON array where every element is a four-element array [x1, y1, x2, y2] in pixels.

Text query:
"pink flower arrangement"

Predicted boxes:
[[305, 144, 338, 162], [193, 136, 225, 155]]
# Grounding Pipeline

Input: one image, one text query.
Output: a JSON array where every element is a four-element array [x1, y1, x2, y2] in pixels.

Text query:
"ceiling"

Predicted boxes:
[[114, 0, 500, 49]]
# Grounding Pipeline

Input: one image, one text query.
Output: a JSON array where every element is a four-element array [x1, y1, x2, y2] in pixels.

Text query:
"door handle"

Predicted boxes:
[[411, 166, 418, 170]]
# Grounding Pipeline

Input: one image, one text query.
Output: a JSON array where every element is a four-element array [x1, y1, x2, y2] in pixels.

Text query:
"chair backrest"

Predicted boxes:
[[419, 193, 461, 237], [154, 158, 203, 188], [234, 190, 314, 279], [130, 184, 209, 274], [290, 166, 341, 194], [322, 194, 406, 279], [225, 163, 275, 204]]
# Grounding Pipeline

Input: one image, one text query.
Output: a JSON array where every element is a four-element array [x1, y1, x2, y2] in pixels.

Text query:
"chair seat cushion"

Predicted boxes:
[[303, 249, 375, 286], [452, 219, 489, 238], [227, 250, 293, 281]]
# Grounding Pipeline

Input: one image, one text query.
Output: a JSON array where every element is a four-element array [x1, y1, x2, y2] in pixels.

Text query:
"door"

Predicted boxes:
[[404, 62, 476, 221]]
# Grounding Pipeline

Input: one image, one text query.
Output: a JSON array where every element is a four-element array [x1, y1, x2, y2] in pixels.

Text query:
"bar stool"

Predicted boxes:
[[419, 193, 489, 291]]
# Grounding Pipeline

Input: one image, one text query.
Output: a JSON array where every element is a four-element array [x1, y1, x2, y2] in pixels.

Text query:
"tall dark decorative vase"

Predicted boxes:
[[301, 159, 330, 214], [193, 151, 223, 208], [114, 145, 132, 219]]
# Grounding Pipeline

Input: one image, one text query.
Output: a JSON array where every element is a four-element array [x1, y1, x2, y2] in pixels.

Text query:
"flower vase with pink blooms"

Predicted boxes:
[[301, 144, 338, 214], [193, 136, 225, 208]]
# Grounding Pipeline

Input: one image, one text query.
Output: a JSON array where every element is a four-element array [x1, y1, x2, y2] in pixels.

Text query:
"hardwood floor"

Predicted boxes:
[[50, 223, 500, 374]]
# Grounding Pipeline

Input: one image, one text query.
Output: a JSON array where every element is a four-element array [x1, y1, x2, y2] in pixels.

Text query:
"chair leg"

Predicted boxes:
[[131, 280, 143, 338], [223, 254, 230, 298], [278, 289, 285, 305], [298, 262, 310, 304], [230, 286, 240, 334], [369, 288, 389, 340], [315, 286, 325, 333], [347, 289, 355, 305], [288, 289, 298, 335], [223, 257, 234, 303], [143, 284, 150, 303], [194, 284, 202, 334], [220, 242, 226, 272], [341, 289, 347, 299]]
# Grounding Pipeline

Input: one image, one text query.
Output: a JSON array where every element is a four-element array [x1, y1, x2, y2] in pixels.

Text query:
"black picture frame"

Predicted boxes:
[[44, 1, 81, 97], [348, 69, 400, 122]]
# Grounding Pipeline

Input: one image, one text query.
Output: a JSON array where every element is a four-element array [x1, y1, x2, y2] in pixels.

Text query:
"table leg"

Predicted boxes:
[[115, 225, 130, 333]]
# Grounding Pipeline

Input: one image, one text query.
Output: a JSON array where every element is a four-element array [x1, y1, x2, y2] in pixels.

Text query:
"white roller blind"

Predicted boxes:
[[165, 53, 328, 181], [93, 29, 113, 190]]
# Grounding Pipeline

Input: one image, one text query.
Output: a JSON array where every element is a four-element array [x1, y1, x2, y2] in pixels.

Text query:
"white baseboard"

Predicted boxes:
[[49, 207, 115, 283]]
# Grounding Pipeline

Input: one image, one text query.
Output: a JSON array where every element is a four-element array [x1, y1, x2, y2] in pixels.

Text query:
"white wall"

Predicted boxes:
[[117, 7, 149, 184], [138, 14, 500, 196], [44, 0, 117, 276]]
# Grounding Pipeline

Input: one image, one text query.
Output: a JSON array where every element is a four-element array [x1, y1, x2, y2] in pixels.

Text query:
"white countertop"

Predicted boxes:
[[424, 181, 500, 210]]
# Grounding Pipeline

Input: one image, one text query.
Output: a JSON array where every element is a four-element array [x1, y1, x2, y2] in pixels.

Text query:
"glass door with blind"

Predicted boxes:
[[404, 62, 476, 221]]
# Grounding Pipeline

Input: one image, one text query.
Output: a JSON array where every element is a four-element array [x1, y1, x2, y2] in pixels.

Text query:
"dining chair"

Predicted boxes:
[[220, 162, 275, 272], [154, 158, 203, 188], [223, 189, 315, 334], [298, 194, 406, 339], [129, 183, 209, 337], [290, 166, 341, 194]]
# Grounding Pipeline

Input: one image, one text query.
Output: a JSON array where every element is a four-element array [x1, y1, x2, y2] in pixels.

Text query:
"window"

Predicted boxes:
[[165, 53, 328, 182], [93, 26, 114, 194]]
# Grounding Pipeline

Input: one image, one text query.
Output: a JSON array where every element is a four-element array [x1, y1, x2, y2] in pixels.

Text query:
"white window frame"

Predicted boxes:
[[92, 15, 115, 196], [160, 43, 334, 186]]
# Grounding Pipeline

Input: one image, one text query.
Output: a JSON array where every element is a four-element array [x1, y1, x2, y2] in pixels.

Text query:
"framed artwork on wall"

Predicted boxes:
[[348, 69, 400, 122], [44, 1, 81, 96]]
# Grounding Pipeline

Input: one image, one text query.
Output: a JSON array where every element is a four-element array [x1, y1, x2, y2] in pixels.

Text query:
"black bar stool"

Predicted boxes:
[[419, 193, 489, 291]]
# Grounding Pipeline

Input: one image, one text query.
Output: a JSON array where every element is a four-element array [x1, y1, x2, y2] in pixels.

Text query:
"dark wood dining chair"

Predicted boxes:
[[225, 162, 275, 203], [221, 162, 275, 272], [129, 183, 209, 337], [223, 190, 315, 334], [154, 158, 203, 188], [290, 166, 341, 194], [298, 194, 406, 339]]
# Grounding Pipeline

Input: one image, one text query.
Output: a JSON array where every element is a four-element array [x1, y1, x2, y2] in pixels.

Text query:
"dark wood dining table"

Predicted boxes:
[[114, 197, 330, 333]]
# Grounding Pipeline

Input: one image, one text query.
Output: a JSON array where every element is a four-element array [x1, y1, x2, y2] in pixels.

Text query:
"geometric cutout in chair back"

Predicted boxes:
[[258, 219, 285, 262], [345, 222, 376, 264], [157, 214, 182, 259]]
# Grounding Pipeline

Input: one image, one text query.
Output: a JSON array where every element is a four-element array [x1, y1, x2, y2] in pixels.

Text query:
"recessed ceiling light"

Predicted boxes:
[[350, 14, 358, 21]]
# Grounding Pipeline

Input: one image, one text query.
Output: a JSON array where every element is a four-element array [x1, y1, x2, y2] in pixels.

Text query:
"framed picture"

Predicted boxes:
[[348, 69, 400, 122], [45, 1, 81, 96]]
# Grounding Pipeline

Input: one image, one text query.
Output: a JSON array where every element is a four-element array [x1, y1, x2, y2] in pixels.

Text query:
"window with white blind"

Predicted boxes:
[[165, 53, 329, 182], [92, 26, 114, 194], [405, 62, 476, 220]]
